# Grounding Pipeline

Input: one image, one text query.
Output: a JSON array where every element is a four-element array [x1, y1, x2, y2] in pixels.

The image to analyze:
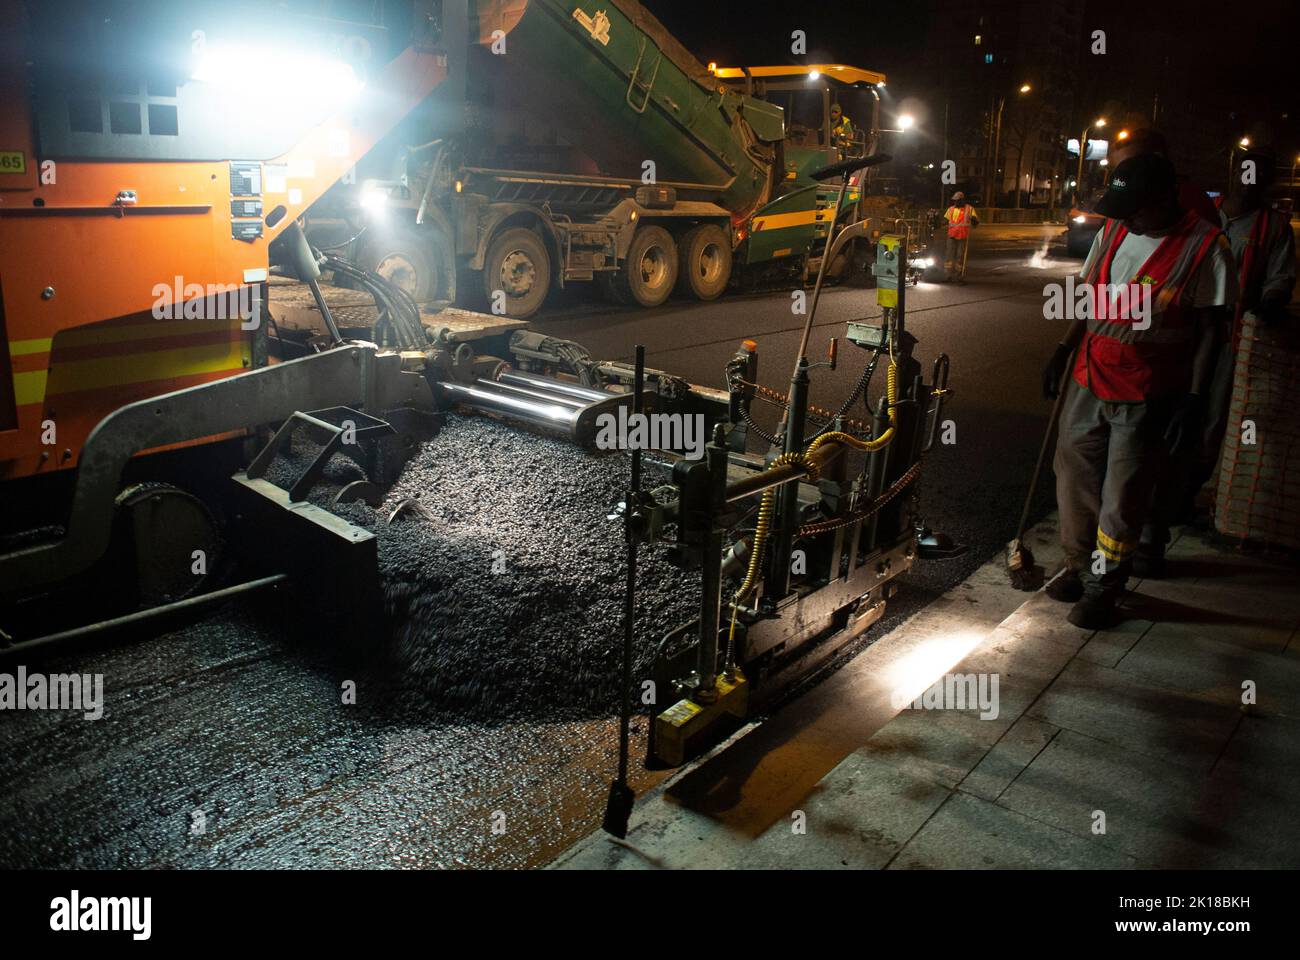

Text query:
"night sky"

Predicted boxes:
[[642, 0, 1300, 161]]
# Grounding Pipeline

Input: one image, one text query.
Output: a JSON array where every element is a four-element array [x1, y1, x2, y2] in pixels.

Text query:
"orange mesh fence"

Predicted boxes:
[[1215, 310, 1300, 549]]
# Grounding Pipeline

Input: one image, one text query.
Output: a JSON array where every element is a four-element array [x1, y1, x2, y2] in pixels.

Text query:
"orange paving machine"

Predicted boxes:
[[0, 0, 663, 654]]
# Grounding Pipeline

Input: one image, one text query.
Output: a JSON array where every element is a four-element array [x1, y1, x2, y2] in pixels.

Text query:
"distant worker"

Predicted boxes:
[[1136, 148, 1296, 573], [943, 191, 978, 282], [1041, 153, 1235, 628], [829, 103, 854, 149]]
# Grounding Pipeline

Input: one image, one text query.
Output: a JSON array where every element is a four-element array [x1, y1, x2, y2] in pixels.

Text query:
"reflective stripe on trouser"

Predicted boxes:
[[1054, 380, 1171, 596], [945, 236, 968, 276]]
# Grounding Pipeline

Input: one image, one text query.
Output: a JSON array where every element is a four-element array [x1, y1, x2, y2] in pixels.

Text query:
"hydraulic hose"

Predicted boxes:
[[806, 361, 898, 457], [807, 349, 882, 442]]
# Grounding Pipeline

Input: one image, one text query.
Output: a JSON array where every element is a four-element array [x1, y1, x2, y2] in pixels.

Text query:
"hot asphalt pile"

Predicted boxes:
[[273, 414, 701, 721]]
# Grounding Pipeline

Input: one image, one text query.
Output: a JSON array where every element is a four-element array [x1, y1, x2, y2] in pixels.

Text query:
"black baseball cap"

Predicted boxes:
[[1094, 153, 1178, 219]]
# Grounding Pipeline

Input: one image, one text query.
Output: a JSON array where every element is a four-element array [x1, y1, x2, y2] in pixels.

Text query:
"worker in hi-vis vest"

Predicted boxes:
[[1136, 147, 1295, 575], [829, 103, 853, 149], [1041, 153, 1235, 629], [943, 192, 978, 281]]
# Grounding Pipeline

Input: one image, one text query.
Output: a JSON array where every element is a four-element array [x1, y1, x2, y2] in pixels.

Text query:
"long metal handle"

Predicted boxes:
[[1014, 350, 1075, 541], [618, 346, 645, 785], [793, 171, 852, 369]]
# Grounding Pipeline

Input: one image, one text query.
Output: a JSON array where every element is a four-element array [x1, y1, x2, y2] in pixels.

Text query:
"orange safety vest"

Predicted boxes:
[[945, 204, 973, 239], [1075, 211, 1224, 402], [1213, 197, 1288, 347]]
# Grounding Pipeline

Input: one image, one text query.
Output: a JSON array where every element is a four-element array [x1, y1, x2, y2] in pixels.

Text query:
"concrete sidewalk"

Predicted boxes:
[[553, 524, 1300, 869]]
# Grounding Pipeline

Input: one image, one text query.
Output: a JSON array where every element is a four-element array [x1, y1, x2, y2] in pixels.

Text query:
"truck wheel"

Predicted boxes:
[[675, 224, 731, 300], [357, 227, 443, 301], [616, 225, 677, 308], [483, 227, 551, 319]]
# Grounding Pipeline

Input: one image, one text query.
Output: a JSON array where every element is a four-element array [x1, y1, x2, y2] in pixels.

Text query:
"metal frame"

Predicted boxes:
[[0, 345, 381, 599]]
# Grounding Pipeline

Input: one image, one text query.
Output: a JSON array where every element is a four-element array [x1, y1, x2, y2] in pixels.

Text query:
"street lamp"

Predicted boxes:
[[987, 82, 1034, 207], [897, 113, 915, 130], [1228, 137, 1253, 182], [1074, 117, 1106, 205]]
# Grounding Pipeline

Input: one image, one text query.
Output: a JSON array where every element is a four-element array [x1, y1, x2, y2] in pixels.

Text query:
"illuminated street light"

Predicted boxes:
[[1019, 83, 1032, 94], [1073, 118, 1108, 205], [898, 114, 915, 131], [1239, 137, 1250, 148], [1117, 129, 1130, 141]]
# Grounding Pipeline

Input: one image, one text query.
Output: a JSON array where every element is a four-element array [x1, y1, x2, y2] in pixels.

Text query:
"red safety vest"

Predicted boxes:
[[1214, 198, 1288, 348], [946, 205, 973, 239], [1074, 211, 1223, 402]]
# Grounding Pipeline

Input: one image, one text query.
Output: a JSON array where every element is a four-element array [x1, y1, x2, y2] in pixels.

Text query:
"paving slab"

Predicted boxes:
[[737, 752, 952, 869], [1076, 616, 1151, 668], [1114, 631, 1300, 721], [997, 728, 1259, 868], [887, 791, 1141, 870], [1027, 658, 1244, 774], [960, 716, 1060, 802], [1127, 580, 1299, 655]]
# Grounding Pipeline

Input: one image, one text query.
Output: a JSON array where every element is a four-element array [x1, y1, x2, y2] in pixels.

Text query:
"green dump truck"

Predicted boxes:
[[334, 0, 891, 318]]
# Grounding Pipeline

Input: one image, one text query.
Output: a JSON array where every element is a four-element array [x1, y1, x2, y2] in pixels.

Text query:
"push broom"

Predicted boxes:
[[1006, 348, 1075, 590]]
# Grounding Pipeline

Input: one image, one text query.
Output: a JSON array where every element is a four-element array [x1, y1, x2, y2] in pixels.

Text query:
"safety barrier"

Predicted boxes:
[[1215, 310, 1300, 550]]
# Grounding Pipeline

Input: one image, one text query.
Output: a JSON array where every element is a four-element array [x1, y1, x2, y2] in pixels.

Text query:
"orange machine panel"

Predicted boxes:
[[0, 3, 447, 481]]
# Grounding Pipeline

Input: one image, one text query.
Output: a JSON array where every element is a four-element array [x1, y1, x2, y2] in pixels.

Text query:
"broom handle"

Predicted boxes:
[[1014, 348, 1076, 542]]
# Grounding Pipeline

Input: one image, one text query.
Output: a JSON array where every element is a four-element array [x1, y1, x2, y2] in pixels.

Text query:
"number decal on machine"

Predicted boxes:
[[0, 151, 26, 174]]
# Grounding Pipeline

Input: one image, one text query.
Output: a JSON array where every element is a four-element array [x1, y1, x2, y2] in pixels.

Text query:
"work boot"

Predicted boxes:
[[1045, 568, 1083, 603], [1067, 593, 1118, 630], [1131, 542, 1166, 579]]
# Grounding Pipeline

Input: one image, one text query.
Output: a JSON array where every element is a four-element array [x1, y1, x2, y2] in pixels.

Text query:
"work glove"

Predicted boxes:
[[1165, 393, 1206, 457], [1042, 343, 1073, 400]]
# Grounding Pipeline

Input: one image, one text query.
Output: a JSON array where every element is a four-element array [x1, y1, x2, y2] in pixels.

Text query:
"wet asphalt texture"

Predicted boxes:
[[306, 415, 701, 721], [0, 229, 1074, 868]]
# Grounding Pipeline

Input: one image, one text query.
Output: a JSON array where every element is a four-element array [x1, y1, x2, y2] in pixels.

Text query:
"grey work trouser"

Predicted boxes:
[[1054, 380, 1173, 598], [945, 236, 969, 279], [1142, 341, 1235, 547]]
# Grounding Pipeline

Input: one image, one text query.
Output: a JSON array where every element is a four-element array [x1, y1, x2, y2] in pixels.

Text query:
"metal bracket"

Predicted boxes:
[[245, 406, 394, 503]]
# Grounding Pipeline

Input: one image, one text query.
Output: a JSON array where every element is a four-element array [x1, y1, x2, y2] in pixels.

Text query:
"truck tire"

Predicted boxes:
[[615, 225, 677, 308], [675, 223, 731, 300], [483, 227, 551, 319], [357, 227, 443, 301]]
